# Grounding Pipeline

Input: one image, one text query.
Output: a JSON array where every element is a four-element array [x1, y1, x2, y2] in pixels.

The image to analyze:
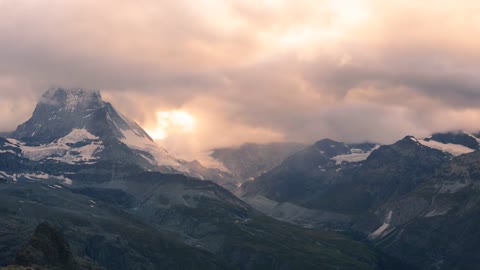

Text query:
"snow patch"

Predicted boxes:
[[0, 170, 71, 185], [0, 150, 16, 155], [20, 128, 104, 164], [332, 145, 380, 165], [120, 125, 193, 171], [23, 173, 50, 180], [418, 139, 475, 156], [57, 128, 99, 143], [5, 138, 21, 146], [425, 208, 450, 218], [409, 136, 420, 143], [1, 172, 73, 185], [121, 129, 161, 152], [53, 175, 73, 185], [121, 129, 182, 168], [371, 223, 390, 238], [0, 171, 17, 181], [467, 133, 480, 144], [370, 210, 393, 239]]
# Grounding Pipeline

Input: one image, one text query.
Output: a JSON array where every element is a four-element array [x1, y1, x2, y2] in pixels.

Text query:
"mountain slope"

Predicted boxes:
[[368, 150, 480, 269], [241, 132, 480, 269], [0, 173, 404, 270], [241, 136, 451, 227], [241, 139, 382, 207], [97, 171, 401, 270], [0, 182, 229, 270]]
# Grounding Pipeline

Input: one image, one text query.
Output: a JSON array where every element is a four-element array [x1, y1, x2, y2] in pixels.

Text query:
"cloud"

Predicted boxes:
[[1, 0, 480, 154]]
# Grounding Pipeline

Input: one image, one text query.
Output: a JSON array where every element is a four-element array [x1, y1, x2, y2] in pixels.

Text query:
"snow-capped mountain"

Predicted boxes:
[[416, 131, 480, 156], [238, 132, 480, 269], [2, 87, 229, 184], [0, 88, 393, 270], [240, 136, 452, 228]]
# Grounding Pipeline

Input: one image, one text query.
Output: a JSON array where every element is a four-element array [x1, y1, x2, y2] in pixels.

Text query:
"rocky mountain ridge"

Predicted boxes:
[[240, 131, 480, 269]]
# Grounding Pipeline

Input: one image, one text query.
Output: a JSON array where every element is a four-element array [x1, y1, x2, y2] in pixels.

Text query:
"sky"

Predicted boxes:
[[1, 0, 480, 155]]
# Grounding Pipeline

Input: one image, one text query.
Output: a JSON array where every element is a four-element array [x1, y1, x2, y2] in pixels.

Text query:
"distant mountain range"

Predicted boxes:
[[0, 88, 405, 270], [240, 131, 480, 269]]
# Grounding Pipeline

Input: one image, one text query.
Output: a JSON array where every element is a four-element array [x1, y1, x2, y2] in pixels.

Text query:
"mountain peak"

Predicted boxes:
[[399, 135, 419, 144], [10, 87, 195, 174], [39, 87, 103, 112], [12, 88, 108, 143], [43, 87, 100, 98], [313, 138, 351, 157]]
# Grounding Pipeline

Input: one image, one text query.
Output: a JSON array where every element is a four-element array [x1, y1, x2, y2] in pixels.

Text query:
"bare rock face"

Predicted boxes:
[[11, 223, 104, 270], [15, 222, 76, 269], [12, 88, 104, 144]]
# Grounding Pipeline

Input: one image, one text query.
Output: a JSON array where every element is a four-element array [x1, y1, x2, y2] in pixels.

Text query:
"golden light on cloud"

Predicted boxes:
[[329, 0, 371, 25], [146, 110, 196, 140], [1, 0, 480, 155], [252, 0, 372, 61]]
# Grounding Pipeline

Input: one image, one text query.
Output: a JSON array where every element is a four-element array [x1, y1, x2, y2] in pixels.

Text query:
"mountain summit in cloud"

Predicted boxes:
[[6, 87, 231, 184], [13, 87, 152, 144]]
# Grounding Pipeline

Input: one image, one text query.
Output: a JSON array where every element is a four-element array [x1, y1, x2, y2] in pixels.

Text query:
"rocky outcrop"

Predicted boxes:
[[6, 223, 104, 270]]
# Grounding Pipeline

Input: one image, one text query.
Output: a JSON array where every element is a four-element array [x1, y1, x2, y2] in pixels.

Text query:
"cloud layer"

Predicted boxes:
[[1, 0, 480, 154]]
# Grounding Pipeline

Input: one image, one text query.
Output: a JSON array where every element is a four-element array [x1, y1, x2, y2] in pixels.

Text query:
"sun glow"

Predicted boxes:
[[146, 110, 196, 140], [258, 0, 371, 61]]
